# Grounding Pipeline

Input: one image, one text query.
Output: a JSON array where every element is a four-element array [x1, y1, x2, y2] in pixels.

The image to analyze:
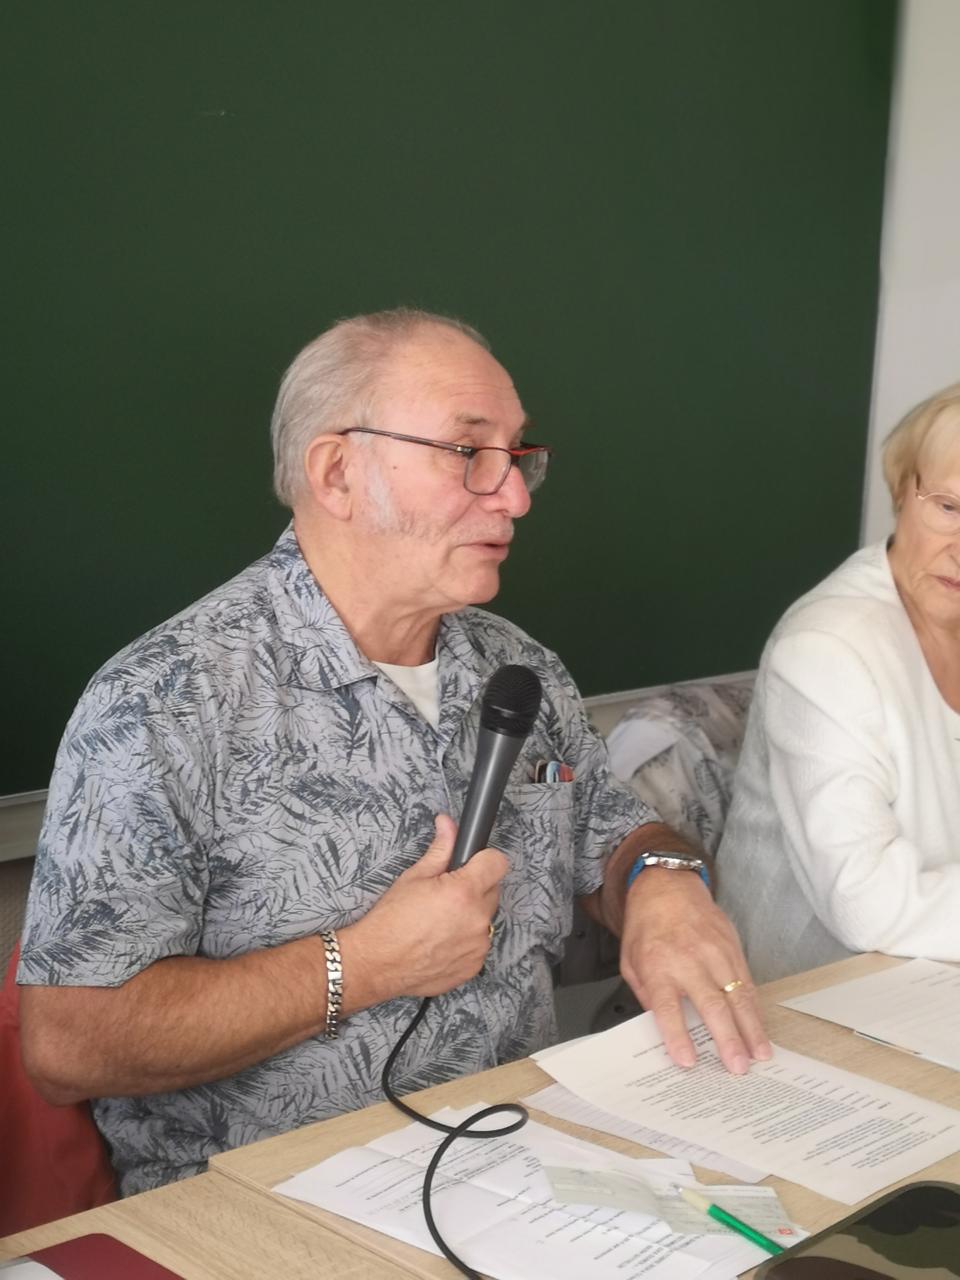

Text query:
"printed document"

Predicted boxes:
[[523, 1080, 766, 1182], [273, 1104, 770, 1280], [780, 958, 960, 1071], [537, 1012, 960, 1203]]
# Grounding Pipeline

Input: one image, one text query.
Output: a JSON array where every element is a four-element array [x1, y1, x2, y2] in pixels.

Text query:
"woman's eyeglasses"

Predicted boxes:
[[915, 477, 960, 536]]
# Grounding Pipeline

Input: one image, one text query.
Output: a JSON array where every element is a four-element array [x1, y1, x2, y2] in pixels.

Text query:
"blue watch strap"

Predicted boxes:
[[627, 854, 710, 890]]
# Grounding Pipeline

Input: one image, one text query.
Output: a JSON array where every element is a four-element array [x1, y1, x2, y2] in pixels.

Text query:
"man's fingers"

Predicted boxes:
[[621, 953, 698, 1067], [690, 986, 754, 1074], [452, 846, 510, 893], [628, 945, 770, 1074], [402, 815, 457, 880], [655, 974, 768, 1075], [432, 813, 457, 845], [404, 822, 508, 895], [719, 979, 771, 1062], [644, 979, 749, 1073], [645, 991, 698, 1069], [704, 947, 771, 1066]]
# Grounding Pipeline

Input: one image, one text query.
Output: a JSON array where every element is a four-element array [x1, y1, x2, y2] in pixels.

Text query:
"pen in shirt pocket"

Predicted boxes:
[[533, 759, 575, 783]]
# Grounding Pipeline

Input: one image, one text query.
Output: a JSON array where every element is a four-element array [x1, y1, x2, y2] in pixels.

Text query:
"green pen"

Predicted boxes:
[[678, 1186, 785, 1254]]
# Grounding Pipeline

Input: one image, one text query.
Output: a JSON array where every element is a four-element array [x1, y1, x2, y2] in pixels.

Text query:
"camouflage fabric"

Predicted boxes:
[[757, 1181, 960, 1278], [18, 525, 652, 1195]]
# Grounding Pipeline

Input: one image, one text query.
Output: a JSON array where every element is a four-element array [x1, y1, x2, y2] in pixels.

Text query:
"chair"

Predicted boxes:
[[0, 943, 118, 1236], [557, 673, 756, 1033]]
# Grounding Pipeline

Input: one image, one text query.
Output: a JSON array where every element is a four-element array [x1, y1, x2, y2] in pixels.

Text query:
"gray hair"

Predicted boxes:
[[270, 307, 489, 508]]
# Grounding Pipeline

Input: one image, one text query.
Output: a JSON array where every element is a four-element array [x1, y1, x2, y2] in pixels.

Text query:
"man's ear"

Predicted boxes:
[[303, 433, 353, 519]]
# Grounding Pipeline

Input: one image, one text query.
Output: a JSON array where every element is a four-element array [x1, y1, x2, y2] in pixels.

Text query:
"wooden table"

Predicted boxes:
[[208, 953, 960, 1279], [4, 955, 959, 1278], [0, 1171, 414, 1277]]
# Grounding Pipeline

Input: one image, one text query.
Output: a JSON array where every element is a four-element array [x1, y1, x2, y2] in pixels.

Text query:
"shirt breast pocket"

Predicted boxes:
[[493, 781, 577, 958]]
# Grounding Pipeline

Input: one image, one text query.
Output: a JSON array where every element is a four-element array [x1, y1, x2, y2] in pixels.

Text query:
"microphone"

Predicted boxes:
[[448, 664, 543, 870]]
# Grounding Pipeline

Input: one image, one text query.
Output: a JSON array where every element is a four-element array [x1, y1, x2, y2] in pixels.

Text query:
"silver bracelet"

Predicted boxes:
[[321, 930, 343, 1039]]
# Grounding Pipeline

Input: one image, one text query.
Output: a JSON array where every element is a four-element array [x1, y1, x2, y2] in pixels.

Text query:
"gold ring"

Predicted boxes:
[[488, 923, 496, 941], [721, 979, 744, 994]]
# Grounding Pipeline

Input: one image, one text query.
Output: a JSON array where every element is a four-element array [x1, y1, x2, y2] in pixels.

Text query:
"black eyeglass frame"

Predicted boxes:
[[341, 427, 552, 495]]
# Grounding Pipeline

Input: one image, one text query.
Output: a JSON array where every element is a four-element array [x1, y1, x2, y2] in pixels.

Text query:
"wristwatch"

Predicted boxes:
[[627, 850, 710, 890]]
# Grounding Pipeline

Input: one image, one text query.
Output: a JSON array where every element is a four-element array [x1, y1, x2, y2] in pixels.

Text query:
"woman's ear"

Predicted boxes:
[[303, 433, 352, 519]]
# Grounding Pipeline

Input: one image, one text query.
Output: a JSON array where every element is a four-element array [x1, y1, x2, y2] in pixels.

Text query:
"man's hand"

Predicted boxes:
[[619, 867, 771, 1074], [339, 814, 509, 1004], [20, 813, 508, 1103]]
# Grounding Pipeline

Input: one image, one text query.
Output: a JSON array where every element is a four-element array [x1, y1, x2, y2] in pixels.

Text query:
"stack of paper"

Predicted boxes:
[[273, 1105, 777, 1280], [522, 1079, 766, 1182], [533, 1009, 960, 1204], [779, 958, 960, 1070]]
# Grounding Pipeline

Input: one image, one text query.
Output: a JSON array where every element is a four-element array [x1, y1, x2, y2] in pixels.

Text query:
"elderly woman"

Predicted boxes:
[[718, 384, 960, 981]]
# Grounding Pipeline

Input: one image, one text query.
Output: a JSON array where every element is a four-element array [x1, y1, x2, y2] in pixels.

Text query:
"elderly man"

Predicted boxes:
[[19, 308, 768, 1196]]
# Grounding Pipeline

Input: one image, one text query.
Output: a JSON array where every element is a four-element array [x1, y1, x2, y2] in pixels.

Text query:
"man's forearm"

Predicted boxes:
[[20, 820, 507, 1103], [580, 822, 712, 937], [20, 924, 387, 1103]]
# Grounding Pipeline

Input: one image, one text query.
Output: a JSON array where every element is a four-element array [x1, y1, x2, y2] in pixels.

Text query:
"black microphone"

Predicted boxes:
[[448, 664, 543, 870]]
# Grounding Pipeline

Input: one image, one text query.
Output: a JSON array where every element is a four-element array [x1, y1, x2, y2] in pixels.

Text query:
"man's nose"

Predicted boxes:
[[490, 462, 532, 517]]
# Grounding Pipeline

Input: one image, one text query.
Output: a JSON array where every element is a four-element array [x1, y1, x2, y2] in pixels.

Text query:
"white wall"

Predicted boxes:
[[863, 0, 960, 544]]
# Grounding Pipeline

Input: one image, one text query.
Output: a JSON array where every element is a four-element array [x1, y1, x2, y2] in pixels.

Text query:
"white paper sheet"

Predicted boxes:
[[536, 1012, 960, 1204], [273, 1104, 769, 1280], [523, 1080, 767, 1182], [780, 958, 960, 1070], [0, 1264, 61, 1278]]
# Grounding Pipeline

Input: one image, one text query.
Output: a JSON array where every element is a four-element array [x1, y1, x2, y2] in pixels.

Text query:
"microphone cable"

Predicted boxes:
[[381, 995, 529, 1280], [379, 663, 542, 1276]]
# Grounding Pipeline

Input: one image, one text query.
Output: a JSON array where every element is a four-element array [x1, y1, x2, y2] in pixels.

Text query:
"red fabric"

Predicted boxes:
[[0, 944, 117, 1237]]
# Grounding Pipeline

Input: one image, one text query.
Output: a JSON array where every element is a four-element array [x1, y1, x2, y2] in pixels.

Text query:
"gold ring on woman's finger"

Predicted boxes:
[[721, 978, 744, 994]]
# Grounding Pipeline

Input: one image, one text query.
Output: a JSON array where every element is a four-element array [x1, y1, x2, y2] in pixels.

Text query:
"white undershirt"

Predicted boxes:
[[373, 657, 441, 729]]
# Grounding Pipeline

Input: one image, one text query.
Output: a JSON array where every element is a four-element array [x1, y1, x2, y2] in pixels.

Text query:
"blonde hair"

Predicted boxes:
[[881, 383, 960, 509], [270, 307, 489, 508]]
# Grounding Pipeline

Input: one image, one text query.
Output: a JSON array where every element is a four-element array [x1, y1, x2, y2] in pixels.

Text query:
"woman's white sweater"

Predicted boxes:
[[718, 541, 960, 982]]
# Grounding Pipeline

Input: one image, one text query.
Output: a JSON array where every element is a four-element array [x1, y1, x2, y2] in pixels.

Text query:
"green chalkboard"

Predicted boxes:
[[1, 1, 896, 796]]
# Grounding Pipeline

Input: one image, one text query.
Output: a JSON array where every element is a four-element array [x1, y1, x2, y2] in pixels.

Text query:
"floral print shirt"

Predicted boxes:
[[19, 526, 652, 1194]]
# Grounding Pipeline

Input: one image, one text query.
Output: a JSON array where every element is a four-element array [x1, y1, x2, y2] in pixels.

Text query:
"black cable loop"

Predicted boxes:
[[381, 995, 530, 1278]]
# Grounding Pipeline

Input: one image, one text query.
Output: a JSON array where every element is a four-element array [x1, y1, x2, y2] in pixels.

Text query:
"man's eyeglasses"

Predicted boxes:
[[341, 427, 552, 496], [915, 477, 960, 536]]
